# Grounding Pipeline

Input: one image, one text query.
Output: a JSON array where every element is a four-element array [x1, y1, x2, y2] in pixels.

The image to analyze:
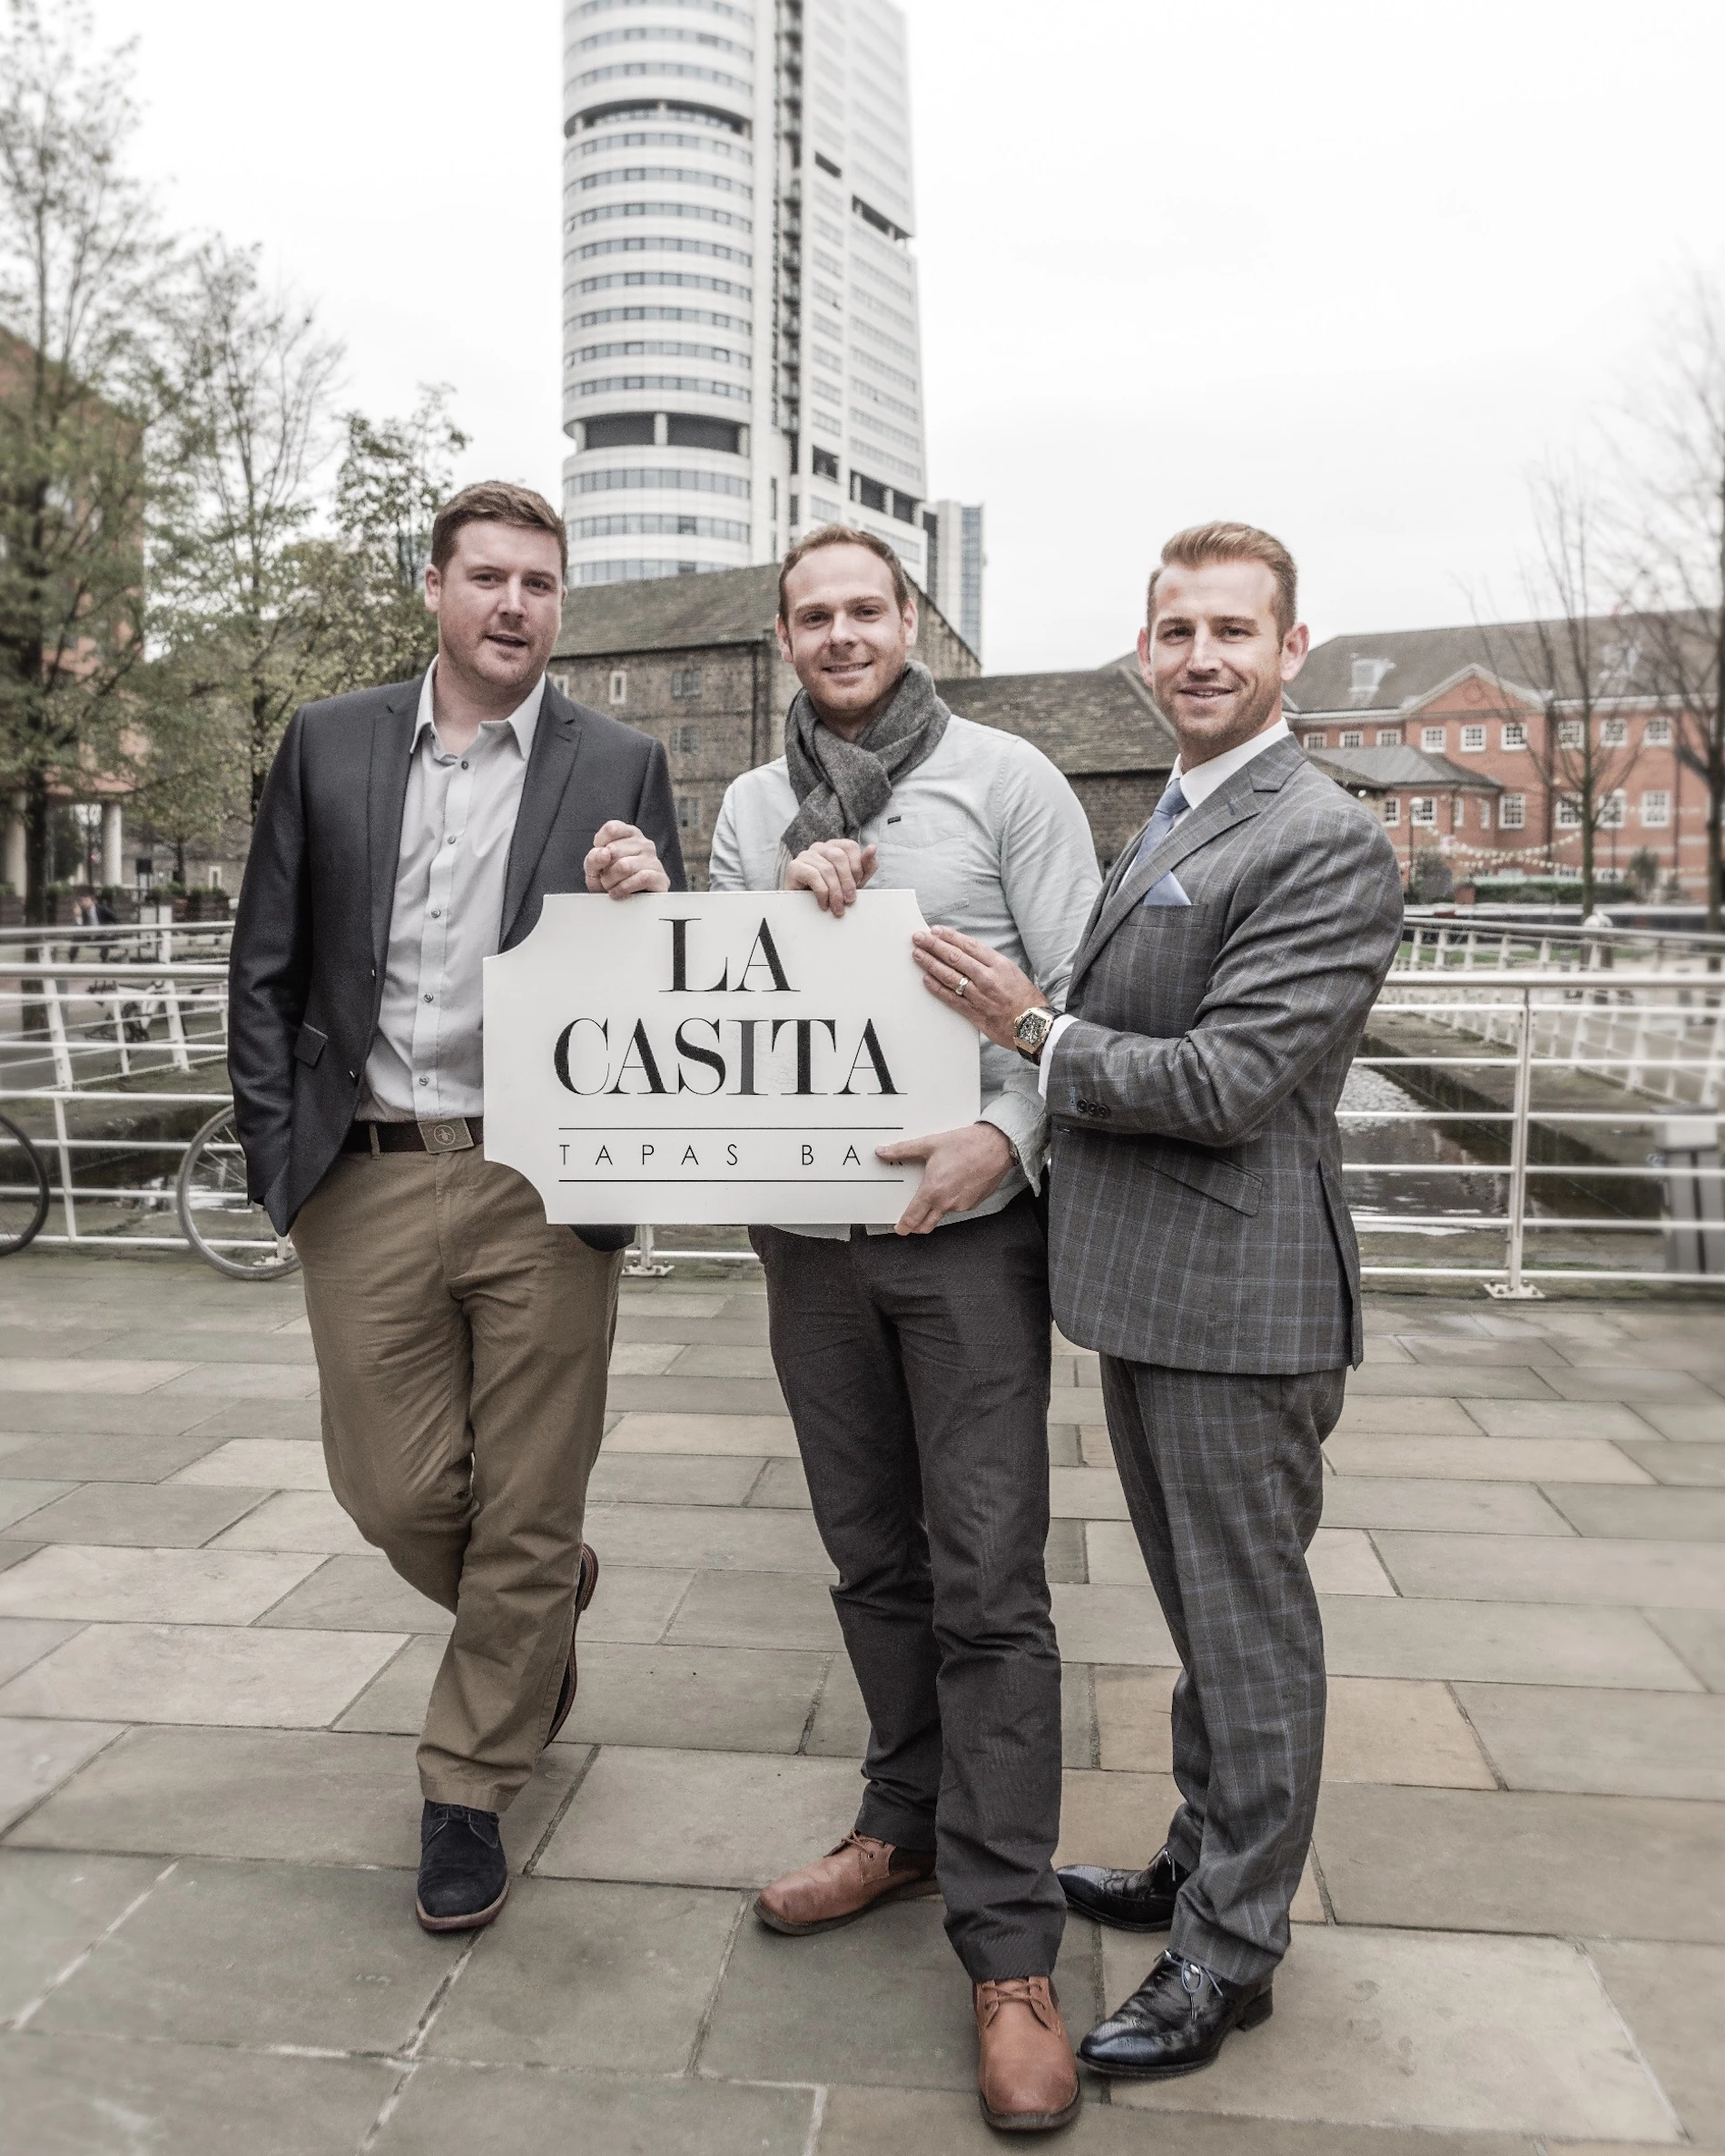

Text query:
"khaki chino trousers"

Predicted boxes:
[[291, 1146, 621, 1812]]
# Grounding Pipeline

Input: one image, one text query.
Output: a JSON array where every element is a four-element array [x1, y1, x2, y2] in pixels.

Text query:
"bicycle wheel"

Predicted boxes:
[[0, 1112, 51, 1255], [176, 1105, 301, 1279]]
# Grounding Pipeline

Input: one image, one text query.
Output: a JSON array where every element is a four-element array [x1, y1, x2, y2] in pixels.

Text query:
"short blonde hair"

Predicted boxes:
[[1148, 521, 1298, 639]]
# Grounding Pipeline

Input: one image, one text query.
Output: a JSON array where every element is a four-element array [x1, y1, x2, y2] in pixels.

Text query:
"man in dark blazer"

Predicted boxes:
[[913, 523, 1404, 2084], [229, 481, 682, 1934]]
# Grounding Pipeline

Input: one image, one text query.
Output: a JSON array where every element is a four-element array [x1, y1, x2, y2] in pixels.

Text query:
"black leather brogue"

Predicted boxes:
[[415, 1801, 508, 1933], [1057, 1845, 1190, 1932], [1078, 1950, 1273, 2081]]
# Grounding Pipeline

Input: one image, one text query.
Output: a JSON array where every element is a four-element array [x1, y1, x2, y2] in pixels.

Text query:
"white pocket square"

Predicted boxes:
[[1140, 872, 1191, 909]]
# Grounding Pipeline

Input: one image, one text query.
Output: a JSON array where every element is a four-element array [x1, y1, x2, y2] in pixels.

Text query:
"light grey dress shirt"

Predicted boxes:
[[361, 665, 546, 1120], [708, 710, 1101, 1236]]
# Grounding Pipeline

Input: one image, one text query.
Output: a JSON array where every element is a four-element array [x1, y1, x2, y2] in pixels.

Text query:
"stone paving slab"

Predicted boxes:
[[0, 2033, 399, 2156], [1589, 1938, 1725, 2147], [537, 1744, 860, 1887], [0, 1620, 403, 1728], [34, 1856, 461, 2053], [1315, 1783, 1725, 1942], [0, 1543, 321, 1625], [1100, 1925, 1679, 2140], [1454, 1682, 1725, 1799], [0, 1717, 123, 1832], [0, 1848, 166, 2019], [423, 1875, 740, 2071], [0, 1480, 266, 1547], [374, 2063, 814, 2156], [1325, 1432, 1653, 1482], [5, 1725, 585, 1869], [1374, 1531, 1725, 1609]]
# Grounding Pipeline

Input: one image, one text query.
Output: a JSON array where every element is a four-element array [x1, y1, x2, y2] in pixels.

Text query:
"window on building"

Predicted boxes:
[[585, 412, 656, 450], [207, 865, 223, 889], [1556, 794, 1582, 828], [1557, 718, 1584, 748], [1381, 796, 1400, 826], [812, 446, 841, 481], [1501, 793, 1526, 830], [1375, 727, 1403, 746], [671, 668, 703, 701], [1351, 655, 1394, 698], [1461, 724, 1486, 753], [1421, 725, 1446, 752], [1478, 798, 1493, 830], [675, 794, 703, 832], [666, 414, 742, 454], [1303, 731, 1327, 749], [669, 724, 701, 754], [1601, 790, 1628, 829], [1644, 716, 1673, 746], [1411, 796, 1436, 827], [1502, 722, 1526, 750], [1340, 729, 1364, 748], [1641, 790, 1671, 827], [1601, 717, 1629, 747], [608, 669, 627, 704]]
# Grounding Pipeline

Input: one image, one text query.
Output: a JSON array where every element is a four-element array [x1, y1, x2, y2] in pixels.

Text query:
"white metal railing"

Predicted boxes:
[[0, 927, 1720, 1291]]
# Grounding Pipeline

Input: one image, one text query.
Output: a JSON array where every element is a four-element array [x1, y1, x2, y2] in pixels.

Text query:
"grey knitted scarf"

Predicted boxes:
[[779, 660, 951, 861]]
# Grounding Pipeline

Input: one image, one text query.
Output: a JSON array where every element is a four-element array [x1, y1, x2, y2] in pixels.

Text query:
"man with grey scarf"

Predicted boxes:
[[708, 527, 1100, 2132]]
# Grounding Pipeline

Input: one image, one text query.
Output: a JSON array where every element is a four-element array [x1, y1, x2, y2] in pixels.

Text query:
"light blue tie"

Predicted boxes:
[[1130, 775, 1188, 874]]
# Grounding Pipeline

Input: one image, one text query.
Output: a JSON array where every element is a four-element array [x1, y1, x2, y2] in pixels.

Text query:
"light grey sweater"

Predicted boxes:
[[707, 711, 1102, 1236]]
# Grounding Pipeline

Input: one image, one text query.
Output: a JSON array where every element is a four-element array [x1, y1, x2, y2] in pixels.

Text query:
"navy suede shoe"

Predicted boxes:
[[415, 1801, 508, 1933]]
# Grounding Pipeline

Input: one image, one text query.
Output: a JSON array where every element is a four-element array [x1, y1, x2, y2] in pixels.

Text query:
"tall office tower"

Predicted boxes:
[[923, 497, 984, 660], [560, 0, 934, 597]]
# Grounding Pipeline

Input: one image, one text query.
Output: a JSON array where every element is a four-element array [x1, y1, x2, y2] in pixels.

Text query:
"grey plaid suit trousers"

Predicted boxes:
[[1044, 736, 1405, 1983]]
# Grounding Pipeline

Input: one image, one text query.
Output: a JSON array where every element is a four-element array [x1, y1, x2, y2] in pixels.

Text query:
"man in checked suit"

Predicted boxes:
[[917, 521, 1404, 2083]]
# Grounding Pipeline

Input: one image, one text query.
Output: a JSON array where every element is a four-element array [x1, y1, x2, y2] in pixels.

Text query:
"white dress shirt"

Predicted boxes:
[[1038, 718, 1291, 1095], [361, 665, 546, 1119]]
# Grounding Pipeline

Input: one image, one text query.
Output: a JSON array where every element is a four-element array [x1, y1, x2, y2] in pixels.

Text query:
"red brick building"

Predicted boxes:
[[1288, 618, 1710, 895]]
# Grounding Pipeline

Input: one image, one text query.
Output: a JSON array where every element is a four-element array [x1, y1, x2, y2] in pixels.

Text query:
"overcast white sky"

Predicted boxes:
[[84, 0, 1725, 671]]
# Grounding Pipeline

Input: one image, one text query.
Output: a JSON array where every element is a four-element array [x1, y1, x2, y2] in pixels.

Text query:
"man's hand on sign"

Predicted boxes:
[[877, 1121, 1014, 1236], [785, 837, 878, 916], [912, 926, 1041, 1052], [586, 821, 670, 899]]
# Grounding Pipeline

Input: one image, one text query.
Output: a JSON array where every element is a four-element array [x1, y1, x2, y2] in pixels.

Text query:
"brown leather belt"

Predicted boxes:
[[343, 1117, 482, 1156]]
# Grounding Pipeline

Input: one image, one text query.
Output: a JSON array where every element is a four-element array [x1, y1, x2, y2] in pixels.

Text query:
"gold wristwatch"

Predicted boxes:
[[1012, 1005, 1057, 1063]]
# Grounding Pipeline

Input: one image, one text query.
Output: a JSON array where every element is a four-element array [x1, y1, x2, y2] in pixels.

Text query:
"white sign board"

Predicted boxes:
[[482, 891, 981, 1225]]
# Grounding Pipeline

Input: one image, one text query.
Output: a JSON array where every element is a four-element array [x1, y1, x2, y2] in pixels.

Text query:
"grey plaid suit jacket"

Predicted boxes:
[[1044, 735, 1404, 1374]]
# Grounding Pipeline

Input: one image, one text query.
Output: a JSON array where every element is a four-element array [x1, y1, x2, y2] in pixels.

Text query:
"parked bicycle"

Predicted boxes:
[[176, 1105, 300, 1280], [0, 1113, 51, 1256]]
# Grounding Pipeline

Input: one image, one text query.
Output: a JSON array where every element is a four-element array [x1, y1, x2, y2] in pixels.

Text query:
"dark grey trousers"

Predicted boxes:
[[1099, 1357, 1346, 1985], [753, 1195, 1066, 1982]]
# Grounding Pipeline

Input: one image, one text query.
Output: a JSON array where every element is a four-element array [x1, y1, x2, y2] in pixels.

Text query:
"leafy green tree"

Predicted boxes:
[[148, 241, 343, 823], [319, 389, 468, 690], [0, 0, 171, 917]]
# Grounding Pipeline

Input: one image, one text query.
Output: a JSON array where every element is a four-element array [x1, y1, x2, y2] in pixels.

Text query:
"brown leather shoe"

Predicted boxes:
[[546, 1543, 599, 1747], [754, 1831, 939, 1935], [975, 1977, 1080, 2133]]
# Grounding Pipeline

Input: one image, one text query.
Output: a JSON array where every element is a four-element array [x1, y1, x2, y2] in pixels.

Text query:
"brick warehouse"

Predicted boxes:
[[1288, 616, 1715, 895]]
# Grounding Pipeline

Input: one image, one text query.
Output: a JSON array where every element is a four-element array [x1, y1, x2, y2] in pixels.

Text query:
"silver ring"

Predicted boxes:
[[953, 974, 969, 998]]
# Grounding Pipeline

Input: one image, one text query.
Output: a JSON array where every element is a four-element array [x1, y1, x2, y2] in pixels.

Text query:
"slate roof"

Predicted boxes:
[[554, 561, 972, 661], [1290, 611, 1706, 717], [1307, 745, 1503, 793], [935, 663, 1178, 777]]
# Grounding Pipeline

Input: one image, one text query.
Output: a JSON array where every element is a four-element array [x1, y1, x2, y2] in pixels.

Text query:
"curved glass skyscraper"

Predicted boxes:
[[561, 0, 934, 596]]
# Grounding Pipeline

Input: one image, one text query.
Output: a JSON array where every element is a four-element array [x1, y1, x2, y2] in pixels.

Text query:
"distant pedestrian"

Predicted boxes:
[[229, 482, 683, 1935]]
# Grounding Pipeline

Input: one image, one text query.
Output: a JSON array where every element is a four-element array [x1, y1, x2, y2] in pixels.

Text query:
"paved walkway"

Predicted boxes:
[[0, 1257, 1720, 2152]]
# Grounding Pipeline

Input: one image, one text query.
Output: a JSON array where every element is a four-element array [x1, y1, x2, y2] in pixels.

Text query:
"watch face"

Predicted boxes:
[[1016, 1009, 1052, 1049]]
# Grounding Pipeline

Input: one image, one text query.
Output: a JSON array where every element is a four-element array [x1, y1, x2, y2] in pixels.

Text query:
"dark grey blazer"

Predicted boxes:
[[228, 676, 685, 1235], [1045, 736, 1404, 1373]]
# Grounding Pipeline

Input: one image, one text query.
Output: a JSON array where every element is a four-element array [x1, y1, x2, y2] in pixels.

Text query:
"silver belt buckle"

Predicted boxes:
[[419, 1117, 475, 1154]]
